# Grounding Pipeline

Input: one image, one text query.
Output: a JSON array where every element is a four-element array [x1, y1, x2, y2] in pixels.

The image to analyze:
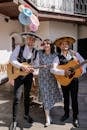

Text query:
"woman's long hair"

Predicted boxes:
[[42, 39, 55, 54]]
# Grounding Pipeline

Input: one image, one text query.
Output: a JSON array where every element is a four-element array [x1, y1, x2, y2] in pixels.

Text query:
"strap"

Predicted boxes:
[[17, 45, 25, 63], [33, 49, 38, 61]]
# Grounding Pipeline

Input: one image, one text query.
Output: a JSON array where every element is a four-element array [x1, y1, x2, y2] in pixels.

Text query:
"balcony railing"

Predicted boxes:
[[28, 0, 87, 16]]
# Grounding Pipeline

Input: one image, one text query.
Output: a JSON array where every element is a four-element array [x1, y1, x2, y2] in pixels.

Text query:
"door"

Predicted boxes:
[[78, 38, 87, 60]]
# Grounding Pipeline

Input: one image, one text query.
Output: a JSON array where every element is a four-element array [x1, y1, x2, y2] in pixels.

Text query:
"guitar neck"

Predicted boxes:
[[33, 64, 52, 69]]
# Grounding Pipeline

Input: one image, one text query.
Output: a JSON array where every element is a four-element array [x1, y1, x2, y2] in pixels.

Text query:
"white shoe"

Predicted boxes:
[[9, 122, 17, 130], [44, 122, 50, 127], [44, 117, 51, 127]]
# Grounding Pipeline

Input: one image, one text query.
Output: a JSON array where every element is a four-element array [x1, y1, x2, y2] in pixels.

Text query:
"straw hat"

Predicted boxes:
[[54, 36, 76, 47], [20, 31, 42, 41]]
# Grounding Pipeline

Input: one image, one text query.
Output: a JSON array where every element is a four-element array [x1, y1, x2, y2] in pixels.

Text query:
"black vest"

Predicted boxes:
[[58, 53, 74, 65], [17, 45, 38, 64]]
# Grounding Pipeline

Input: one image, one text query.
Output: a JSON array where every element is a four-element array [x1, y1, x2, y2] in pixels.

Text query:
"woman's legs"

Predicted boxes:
[[44, 109, 51, 127]]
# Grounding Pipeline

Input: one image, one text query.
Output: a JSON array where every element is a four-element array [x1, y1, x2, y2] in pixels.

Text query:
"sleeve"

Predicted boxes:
[[33, 51, 39, 67], [33, 51, 39, 75], [9, 45, 22, 69], [76, 52, 87, 74], [50, 56, 65, 75]]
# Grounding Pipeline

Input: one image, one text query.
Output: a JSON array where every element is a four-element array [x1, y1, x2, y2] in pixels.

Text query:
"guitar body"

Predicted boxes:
[[7, 62, 51, 80], [7, 62, 29, 80], [54, 60, 82, 86]]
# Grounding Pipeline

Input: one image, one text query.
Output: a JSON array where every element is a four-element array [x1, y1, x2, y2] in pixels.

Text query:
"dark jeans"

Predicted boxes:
[[61, 78, 79, 119], [13, 73, 33, 122]]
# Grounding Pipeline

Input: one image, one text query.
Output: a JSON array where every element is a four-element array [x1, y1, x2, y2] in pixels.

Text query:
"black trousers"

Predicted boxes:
[[61, 78, 79, 119], [13, 73, 33, 122]]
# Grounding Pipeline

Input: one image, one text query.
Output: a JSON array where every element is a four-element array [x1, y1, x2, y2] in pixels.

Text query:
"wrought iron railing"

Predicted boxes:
[[28, 0, 87, 16], [74, 0, 87, 15]]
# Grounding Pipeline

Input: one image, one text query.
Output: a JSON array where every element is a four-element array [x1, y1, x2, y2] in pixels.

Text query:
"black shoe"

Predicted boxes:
[[60, 114, 69, 122], [9, 122, 17, 130], [73, 119, 79, 128], [24, 115, 33, 123]]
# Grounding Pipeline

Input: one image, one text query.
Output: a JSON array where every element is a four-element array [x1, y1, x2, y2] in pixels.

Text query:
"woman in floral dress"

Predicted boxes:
[[38, 39, 61, 127]]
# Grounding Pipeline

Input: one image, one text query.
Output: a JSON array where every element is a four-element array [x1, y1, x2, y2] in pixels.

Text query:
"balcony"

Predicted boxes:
[[29, 0, 74, 15], [27, 0, 87, 16], [23, 0, 87, 24], [0, 0, 87, 24]]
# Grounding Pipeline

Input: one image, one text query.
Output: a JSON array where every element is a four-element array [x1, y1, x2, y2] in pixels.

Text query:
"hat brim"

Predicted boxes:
[[54, 36, 75, 47], [20, 31, 42, 41]]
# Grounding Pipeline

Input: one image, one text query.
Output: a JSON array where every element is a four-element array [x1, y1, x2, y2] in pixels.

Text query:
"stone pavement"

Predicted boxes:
[[0, 74, 87, 130]]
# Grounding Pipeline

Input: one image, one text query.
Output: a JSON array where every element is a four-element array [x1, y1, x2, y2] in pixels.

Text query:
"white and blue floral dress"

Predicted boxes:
[[38, 51, 61, 110]]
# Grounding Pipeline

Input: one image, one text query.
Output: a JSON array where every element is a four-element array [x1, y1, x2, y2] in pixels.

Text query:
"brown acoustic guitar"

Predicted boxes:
[[54, 60, 87, 86], [7, 62, 52, 80]]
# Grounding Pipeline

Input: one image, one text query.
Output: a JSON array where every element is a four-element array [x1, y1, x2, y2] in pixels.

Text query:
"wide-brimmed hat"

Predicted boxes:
[[18, 12, 31, 25], [54, 36, 76, 47], [20, 31, 42, 41]]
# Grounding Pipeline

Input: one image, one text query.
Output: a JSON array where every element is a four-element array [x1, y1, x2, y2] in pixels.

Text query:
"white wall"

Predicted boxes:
[[37, 21, 50, 40], [0, 17, 87, 52], [0, 19, 22, 51], [38, 21, 78, 40], [38, 21, 78, 50]]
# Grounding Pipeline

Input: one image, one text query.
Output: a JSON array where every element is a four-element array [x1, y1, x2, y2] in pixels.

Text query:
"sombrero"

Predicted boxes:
[[54, 36, 76, 47], [20, 31, 42, 41], [18, 4, 30, 12], [18, 12, 31, 25], [30, 14, 40, 27], [22, 8, 32, 17], [29, 23, 38, 32]]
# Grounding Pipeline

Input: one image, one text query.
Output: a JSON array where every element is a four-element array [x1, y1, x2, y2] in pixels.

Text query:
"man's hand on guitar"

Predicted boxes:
[[65, 69, 71, 77], [21, 65, 34, 73], [65, 68, 75, 78]]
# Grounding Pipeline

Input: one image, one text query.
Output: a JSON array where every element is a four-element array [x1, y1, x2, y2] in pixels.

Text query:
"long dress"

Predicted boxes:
[[38, 51, 61, 110]]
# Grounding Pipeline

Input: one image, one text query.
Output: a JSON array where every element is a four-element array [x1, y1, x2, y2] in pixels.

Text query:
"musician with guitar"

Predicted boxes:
[[9, 32, 42, 130], [50, 36, 86, 128]]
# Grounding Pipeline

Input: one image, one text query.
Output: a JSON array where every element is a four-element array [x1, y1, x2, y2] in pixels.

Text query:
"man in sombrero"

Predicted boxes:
[[9, 31, 42, 130], [50, 36, 86, 128]]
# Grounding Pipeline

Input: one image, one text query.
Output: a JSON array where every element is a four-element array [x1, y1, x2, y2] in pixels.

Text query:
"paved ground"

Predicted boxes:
[[0, 74, 87, 130]]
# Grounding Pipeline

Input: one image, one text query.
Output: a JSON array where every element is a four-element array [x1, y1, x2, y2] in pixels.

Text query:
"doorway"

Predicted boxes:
[[78, 38, 87, 60]]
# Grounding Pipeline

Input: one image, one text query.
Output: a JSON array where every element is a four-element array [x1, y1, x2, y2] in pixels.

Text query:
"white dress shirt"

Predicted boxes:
[[9, 44, 39, 75]]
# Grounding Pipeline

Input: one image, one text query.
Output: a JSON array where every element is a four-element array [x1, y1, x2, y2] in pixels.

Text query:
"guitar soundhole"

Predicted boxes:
[[69, 73, 74, 78], [12, 66, 14, 74], [20, 68, 23, 71], [69, 67, 75, 78]]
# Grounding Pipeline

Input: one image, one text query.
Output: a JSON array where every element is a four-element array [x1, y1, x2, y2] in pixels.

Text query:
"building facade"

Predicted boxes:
[[0, 0, 87, 59]]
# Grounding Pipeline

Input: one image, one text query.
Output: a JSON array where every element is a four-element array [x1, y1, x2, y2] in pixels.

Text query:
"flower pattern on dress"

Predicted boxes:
[[38, 51, 62, 110]]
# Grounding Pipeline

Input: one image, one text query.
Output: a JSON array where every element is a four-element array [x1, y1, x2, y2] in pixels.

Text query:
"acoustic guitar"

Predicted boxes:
[[54, 60, 87, 86], [7, 62, 51, 80]]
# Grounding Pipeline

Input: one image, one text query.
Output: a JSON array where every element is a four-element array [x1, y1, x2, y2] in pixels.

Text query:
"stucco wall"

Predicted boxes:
[[0, 18, 87, 51], [38, 21, 78, 50], [0, 19, 22, 51], [38, 21, 78, 40]]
